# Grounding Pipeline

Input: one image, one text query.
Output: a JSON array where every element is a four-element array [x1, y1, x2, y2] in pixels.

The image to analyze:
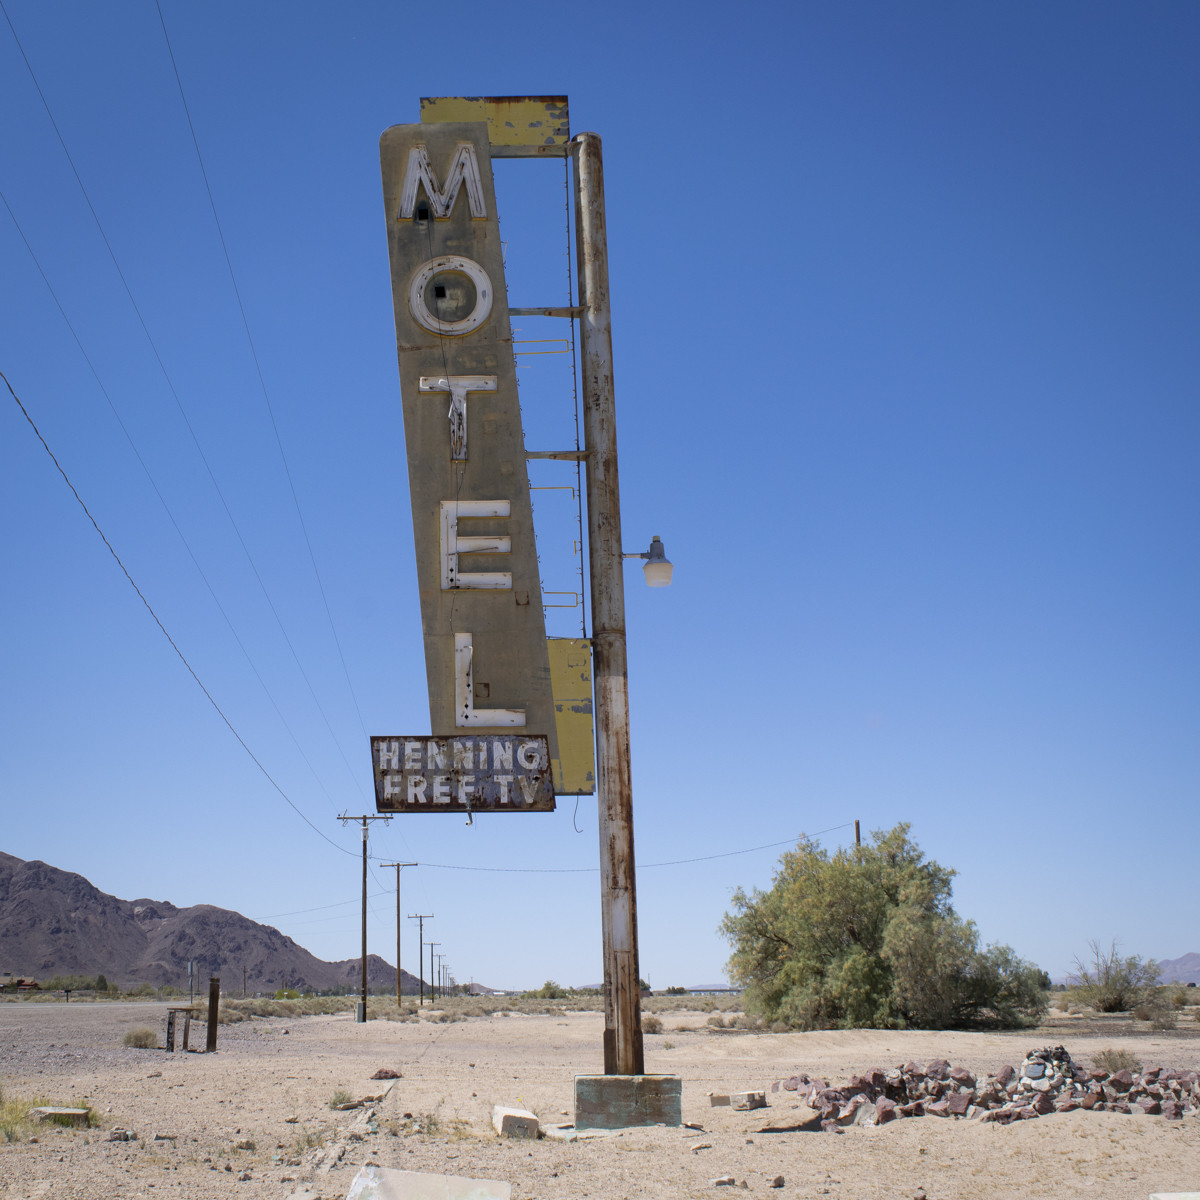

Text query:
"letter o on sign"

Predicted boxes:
[[408, 255, 493, 336]]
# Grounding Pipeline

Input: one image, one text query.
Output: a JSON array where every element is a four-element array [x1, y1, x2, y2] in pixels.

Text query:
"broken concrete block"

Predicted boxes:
[[730, 1091, 766, 1111], [344, 1165, 511, 1199], [491, 1105, 539, 1139], [575, 1074, 682, 1130], [31, 1107, 90, 1127], [708, 1093, 731, 1107]]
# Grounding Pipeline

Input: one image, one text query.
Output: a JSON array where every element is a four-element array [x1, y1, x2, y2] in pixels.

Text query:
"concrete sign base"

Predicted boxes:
[[574, 1074, 682, 1130]]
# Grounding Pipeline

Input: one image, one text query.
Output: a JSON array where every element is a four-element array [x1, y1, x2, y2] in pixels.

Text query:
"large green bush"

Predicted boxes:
[[720, 824, 1046, 1031]]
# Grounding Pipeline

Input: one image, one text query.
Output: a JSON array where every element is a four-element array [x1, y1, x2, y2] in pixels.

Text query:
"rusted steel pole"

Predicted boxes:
[[572, 130, 644, 1077]]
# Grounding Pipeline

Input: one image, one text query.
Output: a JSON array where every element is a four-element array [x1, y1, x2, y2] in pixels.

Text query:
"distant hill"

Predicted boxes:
[[1159, 953, 1200, 985], [0, 851, 423, 995]]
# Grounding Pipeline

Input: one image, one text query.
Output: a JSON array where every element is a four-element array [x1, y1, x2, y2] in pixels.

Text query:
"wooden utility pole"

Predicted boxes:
[[428, 942, 440, 1002], [573, 129, 644, 1076], [206, 977, 220, 1052], [855, 820, 861, 847], [338, 813, 392, 1022], [408, 914, 433, 1005], [381, 862, 417, 1006]]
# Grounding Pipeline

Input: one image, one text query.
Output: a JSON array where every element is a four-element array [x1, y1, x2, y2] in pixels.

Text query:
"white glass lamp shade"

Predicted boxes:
[[642, 536, 673, 587]]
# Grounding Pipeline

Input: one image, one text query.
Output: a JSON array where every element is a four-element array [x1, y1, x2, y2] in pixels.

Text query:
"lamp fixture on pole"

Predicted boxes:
[[622, 536, 673, 588]]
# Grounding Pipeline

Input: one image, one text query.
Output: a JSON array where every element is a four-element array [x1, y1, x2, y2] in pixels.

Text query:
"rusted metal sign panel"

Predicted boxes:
[[419, 96, 569, 148], [548, 638, 595, 795], [379, 120, 558, 806], [372, 735, 555, 813]]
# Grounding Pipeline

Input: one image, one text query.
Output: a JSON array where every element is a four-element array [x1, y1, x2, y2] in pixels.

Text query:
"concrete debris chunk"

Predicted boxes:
[[32, 1107, 90, 1127], [708, 1094, 731, 1107], [731, 1091, 767, 1111], [491, 1105, 539, 1139], [345, 1165, 511, 1199]]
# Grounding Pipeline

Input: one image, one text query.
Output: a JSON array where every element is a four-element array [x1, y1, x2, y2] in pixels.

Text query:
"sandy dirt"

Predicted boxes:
[[1, 1000, 1198, 1199]]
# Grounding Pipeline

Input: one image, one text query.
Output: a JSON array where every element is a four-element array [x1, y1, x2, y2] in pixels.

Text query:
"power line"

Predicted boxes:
[[2, 368, 354, 859], [373, 823, 856, 875], [0, 188, 349, 819], [0, 1, 370, 805], [153, 0, 371, 745]]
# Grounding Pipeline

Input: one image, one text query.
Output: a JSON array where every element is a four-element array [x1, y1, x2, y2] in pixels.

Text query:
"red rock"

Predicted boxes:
[[875, 1097, 897, 1124], [946, 1093, 971, 1116], [1163, 1101, 1183, 1120], [926, 1060, 951, 1081], [904, 1062, 927, 1078], [1080, 1092, 1100, 1110], [995, 1065, 1016, 1087], [1110, 1070, 1133, 1093], [899, 1101, 925, 1117], [1031, 1093, 1054, 1115], [1138, 1099, 1161, 1115], [1015, 1106, 1039, 1120], [949, 1067, 975, 1088], [1055, 1098, 1080, 1113], [1088, 1068, 1107, 1082], [925, 1100, 950, 1117]]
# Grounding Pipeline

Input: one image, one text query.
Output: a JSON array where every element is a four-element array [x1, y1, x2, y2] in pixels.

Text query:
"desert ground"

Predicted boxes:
[[1, 999, 1197, 1200]]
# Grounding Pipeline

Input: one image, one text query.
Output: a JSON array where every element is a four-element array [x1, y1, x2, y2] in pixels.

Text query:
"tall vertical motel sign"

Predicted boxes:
[[374, 101, 577, 814]]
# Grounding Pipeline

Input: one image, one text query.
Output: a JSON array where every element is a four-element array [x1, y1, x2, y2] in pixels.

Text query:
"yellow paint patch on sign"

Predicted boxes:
[[420, 96, 569, 146], [548, 638, 595, 795]]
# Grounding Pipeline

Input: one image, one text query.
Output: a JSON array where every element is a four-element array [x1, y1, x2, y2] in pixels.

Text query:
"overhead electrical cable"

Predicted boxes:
[[369, 823, 856, 875], [153, 1, 371, 746], [0, 187, 350, 819], [0, 0, 371, 806], [2, 368, 355, 859]]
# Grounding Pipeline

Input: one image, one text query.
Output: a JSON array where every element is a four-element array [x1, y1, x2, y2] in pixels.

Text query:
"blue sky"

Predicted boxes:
[[2, 1, 1196, 991]]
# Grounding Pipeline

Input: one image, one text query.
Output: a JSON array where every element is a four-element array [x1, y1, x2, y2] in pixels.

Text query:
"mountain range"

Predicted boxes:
[[0, 851, 422, 994]]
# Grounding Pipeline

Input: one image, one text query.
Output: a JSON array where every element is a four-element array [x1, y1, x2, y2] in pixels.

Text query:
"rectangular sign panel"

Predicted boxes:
[[549, 638, 595, 795], [372, 735, 555, 813], [379, 119, 559, 795]]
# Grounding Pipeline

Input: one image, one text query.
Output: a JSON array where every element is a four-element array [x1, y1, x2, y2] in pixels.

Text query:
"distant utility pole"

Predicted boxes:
[[434, 953, 444, 998], [855, 820, 861, 847], [408, 914, 433, 1005], [428, 942, 441, 1002], [338, 812, 392, 1022], [381, 862, 417, 1006]]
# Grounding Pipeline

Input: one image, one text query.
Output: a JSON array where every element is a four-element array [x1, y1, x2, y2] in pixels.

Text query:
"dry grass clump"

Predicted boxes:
[[641, 1014, 663, 1034], [0, 1085, 96, 1142], [1091, 1047, 1141, 1075], [121, 1026, 157, 1049]]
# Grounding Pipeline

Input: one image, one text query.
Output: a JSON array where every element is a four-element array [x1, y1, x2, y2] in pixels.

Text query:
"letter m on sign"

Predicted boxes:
[[398, 144, 486, 220]]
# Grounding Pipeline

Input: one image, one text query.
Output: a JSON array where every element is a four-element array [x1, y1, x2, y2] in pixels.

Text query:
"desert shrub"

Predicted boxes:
[[641, 1014, 663, 1034], [722, 824, 1046, 1031], [327, 1089, 354, 1109], [1070, 940, 1159, 1013], [1170, 988, 1188, 1009], [275, 989, 301, 1000], [1092, 1047, 1141, 1075], [524, 980, 569, 1000], [706, 1013, 732, 1029], [122, 1027, 157, 1049]]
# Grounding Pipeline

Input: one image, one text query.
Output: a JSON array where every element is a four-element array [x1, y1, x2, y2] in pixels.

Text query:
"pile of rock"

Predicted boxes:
[[769, 1047, 1199, 1131]]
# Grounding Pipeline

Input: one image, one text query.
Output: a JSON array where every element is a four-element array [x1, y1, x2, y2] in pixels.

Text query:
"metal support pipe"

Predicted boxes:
[[572, 130, 644, 1077]]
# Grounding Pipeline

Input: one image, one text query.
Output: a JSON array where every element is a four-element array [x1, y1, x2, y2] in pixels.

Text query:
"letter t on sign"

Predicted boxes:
[[419, 375, 497, 460]]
